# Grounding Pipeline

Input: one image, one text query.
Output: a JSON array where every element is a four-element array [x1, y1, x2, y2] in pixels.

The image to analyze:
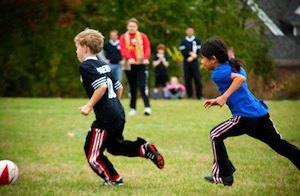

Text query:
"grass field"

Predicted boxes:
[[0, 98, 299, 196]]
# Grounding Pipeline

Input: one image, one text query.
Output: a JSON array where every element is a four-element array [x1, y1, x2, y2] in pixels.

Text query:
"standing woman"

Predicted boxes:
[[120, 18, 151, 116], [200, 37, 300, 186]]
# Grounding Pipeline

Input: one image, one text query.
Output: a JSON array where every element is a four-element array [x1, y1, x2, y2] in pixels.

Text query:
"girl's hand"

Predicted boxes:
[[215, 95, 228, 107], [203, 99, 218, 108]]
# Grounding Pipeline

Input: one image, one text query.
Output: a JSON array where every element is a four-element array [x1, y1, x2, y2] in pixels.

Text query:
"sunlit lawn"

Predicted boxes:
[[0, 98, 299, 195]]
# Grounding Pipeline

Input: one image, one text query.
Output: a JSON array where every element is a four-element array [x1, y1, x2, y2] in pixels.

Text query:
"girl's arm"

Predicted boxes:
[[80, 84, 107, 115], [203, 73, 246, 108], [216, 73, 246, 107]]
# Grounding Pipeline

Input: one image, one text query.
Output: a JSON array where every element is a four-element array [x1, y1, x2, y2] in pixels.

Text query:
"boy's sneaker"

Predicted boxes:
[[144, 107, 152, 115], [103, 177, 124, 186], [144, 142, 164, 169], [204, 175, 233, 186], [128, 108, 136, 116]]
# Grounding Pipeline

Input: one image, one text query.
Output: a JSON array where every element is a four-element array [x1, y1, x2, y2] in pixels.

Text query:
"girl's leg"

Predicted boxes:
[[247, 113, 300, 170], [209, 116, 246, 179]]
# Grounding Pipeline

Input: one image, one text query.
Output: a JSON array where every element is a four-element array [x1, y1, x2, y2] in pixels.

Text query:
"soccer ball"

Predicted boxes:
[[0, 160, 19, 185]]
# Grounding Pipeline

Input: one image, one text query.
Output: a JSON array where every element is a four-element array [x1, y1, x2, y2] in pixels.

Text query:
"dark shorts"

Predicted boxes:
[[155, 74, 168, 87]]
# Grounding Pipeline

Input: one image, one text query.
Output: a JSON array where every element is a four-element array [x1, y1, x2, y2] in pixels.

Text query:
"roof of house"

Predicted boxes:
[[256, 0, 300, 63]]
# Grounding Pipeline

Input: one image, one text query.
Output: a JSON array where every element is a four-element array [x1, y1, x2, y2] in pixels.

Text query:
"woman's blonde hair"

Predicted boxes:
[[127, 18, 139, 26], [74, 28, 104, 54]]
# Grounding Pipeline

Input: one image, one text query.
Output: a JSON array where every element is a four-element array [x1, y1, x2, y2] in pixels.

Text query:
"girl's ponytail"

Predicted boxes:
[[201, 37, 245, 72], [228, 58, 245, 72]]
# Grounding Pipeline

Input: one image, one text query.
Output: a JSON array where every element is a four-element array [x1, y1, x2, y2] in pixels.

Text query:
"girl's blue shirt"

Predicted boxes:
[[212, 61, 268, 118]]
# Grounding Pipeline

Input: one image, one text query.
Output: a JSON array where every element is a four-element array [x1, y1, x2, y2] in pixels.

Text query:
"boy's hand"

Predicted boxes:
[[79, 105, 92, 116]]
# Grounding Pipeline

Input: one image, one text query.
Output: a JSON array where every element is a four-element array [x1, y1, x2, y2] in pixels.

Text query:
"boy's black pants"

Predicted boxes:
[[84, 123, 146, 182]]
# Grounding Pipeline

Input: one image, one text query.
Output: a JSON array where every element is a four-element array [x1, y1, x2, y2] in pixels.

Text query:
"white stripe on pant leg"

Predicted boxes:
[[210, 117, 241, 178], [89, 128, 109, 180], [269, 117, 282, 139], [211, 120, 233, 178]]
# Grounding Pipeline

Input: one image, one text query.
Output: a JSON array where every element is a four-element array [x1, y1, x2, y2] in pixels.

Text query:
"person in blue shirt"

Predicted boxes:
[[200, 37, 300, 186]]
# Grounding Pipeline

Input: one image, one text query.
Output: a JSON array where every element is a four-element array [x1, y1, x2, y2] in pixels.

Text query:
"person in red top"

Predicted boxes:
[[119, 18, 151, 116]]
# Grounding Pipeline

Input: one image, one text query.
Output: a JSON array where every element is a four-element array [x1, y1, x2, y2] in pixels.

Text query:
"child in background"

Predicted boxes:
[[200, 37, 300, 186], [164, 76, 186, 99], [153, 44, 169, 99], [227, 46, 235, 59], [74, 28, 164, 186]]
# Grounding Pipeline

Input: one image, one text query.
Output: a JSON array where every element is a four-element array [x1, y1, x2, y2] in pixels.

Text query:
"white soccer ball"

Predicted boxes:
[[0, 160, 19, 185]]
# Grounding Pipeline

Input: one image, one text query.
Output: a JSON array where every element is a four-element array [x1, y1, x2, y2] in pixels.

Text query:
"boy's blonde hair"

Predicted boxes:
[[74, 28, 104, 54]]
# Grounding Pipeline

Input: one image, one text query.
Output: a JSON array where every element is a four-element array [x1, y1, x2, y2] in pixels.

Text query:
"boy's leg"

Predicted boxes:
[[247, 113, 300, 170], [84, 128, 120, 183], [106, 124, 164, 169]]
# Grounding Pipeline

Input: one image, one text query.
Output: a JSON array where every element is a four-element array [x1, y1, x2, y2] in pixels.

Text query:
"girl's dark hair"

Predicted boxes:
[[200, 37, 244, 71]]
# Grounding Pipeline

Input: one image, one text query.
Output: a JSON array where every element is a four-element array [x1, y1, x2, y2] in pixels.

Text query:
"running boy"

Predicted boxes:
[[200, 37, 300, 186], [74, 28, 164, 186]]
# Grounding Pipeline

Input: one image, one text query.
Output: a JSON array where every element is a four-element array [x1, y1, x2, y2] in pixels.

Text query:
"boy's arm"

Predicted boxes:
[[115, 85, 123, 99], [153, 58, 162, 67], [80, 84, 108, 116], [203, 73, 246, 108], [162, 56, 169, 67]]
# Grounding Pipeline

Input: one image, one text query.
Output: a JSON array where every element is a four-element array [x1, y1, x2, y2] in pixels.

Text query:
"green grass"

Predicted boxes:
[[0, 98, 299, 196]]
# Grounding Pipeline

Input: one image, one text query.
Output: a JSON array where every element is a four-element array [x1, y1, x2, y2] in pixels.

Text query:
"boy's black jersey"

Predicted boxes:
[[79, 59, 125, 129], [153, 54, 168, 77]]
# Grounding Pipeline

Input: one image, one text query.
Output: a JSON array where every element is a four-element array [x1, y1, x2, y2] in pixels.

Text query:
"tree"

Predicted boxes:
[[0, 0, 276, 98]]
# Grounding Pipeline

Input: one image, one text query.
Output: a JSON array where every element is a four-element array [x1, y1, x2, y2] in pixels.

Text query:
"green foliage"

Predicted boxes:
[[0, 0, 277, 97]]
